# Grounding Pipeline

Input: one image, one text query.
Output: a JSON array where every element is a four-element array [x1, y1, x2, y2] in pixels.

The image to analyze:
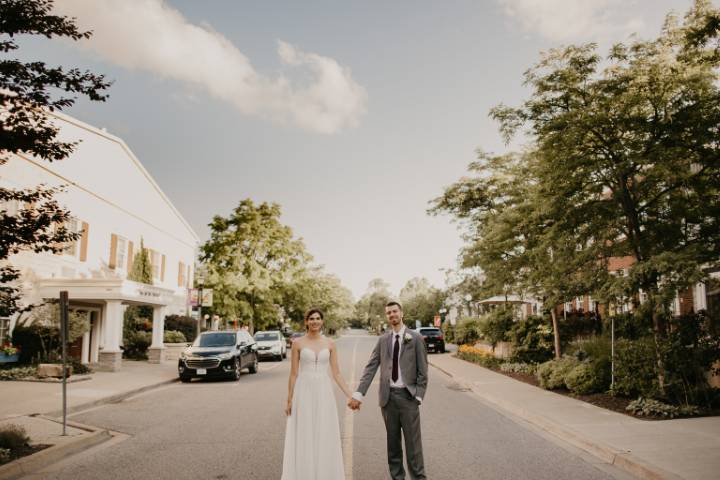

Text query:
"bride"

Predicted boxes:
[[281, 309, 353, 480]]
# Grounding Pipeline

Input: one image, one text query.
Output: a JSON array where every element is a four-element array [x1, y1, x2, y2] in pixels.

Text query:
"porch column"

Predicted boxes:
[[694, 282, 708, 312], [98, 300, 124, 371], [148, 305, 166, 363]]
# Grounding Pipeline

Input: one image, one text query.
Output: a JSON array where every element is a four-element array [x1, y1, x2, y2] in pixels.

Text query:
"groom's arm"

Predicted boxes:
[[414, 334, 429, 401], [353, 337, 382, 400]]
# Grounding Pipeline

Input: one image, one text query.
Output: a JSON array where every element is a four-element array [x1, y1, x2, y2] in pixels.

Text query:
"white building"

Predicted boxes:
[[1, 112, 199, 371]]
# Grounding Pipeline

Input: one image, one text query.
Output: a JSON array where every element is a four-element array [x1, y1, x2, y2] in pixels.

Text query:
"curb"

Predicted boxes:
[[429, 360, 685, 480], [45, 377, 178, 418], [0, 417, 111, 480]]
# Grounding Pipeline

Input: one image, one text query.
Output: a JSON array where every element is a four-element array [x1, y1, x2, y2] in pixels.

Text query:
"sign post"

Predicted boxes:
[[59, 291, 69, 436]]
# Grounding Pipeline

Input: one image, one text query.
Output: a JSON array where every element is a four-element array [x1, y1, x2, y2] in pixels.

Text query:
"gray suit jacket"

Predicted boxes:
[[356, 328, 428, 407]]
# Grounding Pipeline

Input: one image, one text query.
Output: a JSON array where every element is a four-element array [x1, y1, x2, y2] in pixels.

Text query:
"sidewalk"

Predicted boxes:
[[429, 353, 720, 480], [1, 360, 178, 418], [0, 360, 177, 479]]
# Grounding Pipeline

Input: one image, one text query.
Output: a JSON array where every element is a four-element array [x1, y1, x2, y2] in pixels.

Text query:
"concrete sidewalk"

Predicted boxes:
[[1, 360, 178, 418], [429, 353, 720, 480]]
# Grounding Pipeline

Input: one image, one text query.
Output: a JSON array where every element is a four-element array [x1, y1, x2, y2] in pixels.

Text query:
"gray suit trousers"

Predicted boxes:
[[382, 387, 426, 480]]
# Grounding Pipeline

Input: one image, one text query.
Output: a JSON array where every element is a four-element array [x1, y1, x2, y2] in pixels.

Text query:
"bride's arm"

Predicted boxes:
[[329, 340, 353, 399], [286, 340, 301, 416]]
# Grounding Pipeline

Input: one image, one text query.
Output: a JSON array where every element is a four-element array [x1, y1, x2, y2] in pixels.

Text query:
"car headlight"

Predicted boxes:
[[217, 352, 234, 360], [180, 351, 189, 360]]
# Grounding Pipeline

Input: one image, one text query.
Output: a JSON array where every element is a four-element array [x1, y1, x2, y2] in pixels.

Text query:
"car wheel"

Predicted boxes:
[[248, 354, 259, 374], [282, 350, 287, 359], [232, 358, 241, 381], [180, 375, 192, 383]]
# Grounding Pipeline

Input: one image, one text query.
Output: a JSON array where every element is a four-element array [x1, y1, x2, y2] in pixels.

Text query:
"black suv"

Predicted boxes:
[[178, 330, 259, 382], [417, 327, 446, 353]]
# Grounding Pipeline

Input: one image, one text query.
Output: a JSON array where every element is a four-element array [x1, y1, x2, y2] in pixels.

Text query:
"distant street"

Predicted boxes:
[[28, 330, 632, 480]]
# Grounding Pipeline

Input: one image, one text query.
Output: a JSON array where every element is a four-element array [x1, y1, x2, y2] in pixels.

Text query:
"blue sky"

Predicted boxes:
[[19, 0, 697, 298]]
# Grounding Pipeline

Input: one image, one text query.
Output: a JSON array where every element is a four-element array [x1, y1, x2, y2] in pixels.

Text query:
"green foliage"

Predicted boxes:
[[399, 277, 446, 327], [613, 338, 659, 398], [456, 347, 502, 369], [604, 312, 653, 341], [12, 304, 89, 363], [0, 366, 36, 380], [164, 315, 197, 342], [626, 397, 702, 419], [128, 238, 153, 285], [565, 359, 611, 395], [0, 447, 10, 464], [354, 278, 392, 332], [509, 315, 554, 363], [0, 0, 111, 316], [0, 424, 29, 450], [537, 357, 581, 390], [568, 335, 611, 362], [441, 321, 455, 344], [479, 308, 514, 347], [453, 317, 481, 345], [123, 331, 151, 360], [163, 330, 186, 343]]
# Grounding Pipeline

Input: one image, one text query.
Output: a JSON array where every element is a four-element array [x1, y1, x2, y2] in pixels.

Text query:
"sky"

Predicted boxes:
[[16, 0, 699, 299]]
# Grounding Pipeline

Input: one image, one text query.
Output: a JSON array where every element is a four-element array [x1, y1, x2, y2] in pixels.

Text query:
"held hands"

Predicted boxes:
[[285, 399, 292, 416], [347, 398, 361, 411]]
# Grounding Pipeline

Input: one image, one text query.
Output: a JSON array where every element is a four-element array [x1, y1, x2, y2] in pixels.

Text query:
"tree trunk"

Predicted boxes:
[[651, 304, 666, 397], [550, 307, 561, 359]]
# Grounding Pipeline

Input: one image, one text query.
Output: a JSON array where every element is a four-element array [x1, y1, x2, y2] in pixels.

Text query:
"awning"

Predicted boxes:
[[34, 278, 176, 306]]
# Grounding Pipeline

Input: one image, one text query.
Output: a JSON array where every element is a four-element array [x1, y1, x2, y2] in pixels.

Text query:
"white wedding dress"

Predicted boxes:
[[281, 345, 345, 480]]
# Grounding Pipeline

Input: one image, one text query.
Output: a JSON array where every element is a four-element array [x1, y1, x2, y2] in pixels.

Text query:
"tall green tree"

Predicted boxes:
[[354, 278, 392, 332], [399, 277, 445, 328], [128, 238, 153, 285], [201, 199, 310, 333], [0, 0, 110, 316]]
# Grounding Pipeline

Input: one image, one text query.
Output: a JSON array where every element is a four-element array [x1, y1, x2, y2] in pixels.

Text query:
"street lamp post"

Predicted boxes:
[[196, 274, 204, 338]]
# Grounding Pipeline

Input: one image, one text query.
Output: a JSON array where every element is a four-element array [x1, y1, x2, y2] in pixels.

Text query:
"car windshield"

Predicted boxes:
[[420, 329, 441, 336], [255, 333, 279, 341], [195, 332, 236, 347]]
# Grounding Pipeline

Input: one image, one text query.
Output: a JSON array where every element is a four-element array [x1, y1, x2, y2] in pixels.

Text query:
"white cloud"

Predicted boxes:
[[53, 0, 367, 134], [498, 0, 647, 43]]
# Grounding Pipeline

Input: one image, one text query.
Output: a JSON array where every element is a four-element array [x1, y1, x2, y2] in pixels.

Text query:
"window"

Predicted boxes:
[[149, 249, 161, 280], [116, 236, 127, 270], [0, 318, 9, 345], [62, 217, 81, 256]]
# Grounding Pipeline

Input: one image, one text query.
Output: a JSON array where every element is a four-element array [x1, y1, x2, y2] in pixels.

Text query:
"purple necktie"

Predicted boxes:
[[392, 334, 400, 382]]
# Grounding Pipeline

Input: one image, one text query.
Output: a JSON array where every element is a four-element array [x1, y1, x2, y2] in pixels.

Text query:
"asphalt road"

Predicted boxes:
[[27, 329, 633, 480]]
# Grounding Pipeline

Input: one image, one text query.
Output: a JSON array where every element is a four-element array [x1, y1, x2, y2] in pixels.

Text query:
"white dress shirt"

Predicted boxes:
[[353, 325, 422, 404]]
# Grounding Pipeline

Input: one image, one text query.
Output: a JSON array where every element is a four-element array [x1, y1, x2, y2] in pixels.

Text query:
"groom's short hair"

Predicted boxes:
[[386, 301, 402, 311]]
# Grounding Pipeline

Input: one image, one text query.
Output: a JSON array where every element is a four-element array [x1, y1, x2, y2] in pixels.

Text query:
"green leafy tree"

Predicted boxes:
[[201, 199, 311, 333], [128, 238, 153, 285], [399, 277, 446, 328], [0, 0, 110, 316], [354, 278, 392, 332]]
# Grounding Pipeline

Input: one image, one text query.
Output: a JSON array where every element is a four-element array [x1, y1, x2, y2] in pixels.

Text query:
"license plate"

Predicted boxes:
[[196, 368, 206, 375]]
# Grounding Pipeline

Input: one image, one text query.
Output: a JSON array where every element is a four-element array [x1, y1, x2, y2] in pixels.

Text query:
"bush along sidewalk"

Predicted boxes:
[[450, 311, 719, 420], [0, 424, 50, 466]]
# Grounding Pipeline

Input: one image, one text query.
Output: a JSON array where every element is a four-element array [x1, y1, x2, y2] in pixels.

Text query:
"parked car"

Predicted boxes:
[[281, 329, 295, 349], [417, 327, 445, 353], [178, 330, 258, 382], [254, 330, 287, 361]]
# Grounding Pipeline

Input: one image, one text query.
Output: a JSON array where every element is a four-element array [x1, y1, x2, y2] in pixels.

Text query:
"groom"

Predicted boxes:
[[349, 301, 428, 480]]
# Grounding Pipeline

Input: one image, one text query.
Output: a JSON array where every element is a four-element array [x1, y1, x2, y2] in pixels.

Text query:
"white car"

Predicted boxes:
[[254, 330, 287, 361]]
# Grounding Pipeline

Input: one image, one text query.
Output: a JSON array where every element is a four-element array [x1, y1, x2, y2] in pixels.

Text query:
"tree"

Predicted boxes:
[[438, 1, 720, 383], [0, 0, 111, 316], [398, 277, 445, 328], [354, 278, 392, 332], [128, 238, 153, 285], [201, 199, 311, 333]]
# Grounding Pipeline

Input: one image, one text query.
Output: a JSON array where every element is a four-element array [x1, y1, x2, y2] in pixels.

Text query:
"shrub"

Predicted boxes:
[[613, 337, 659, 398], [479, 308, 514, 348], [163, 330, 187, 343], [456, 345, 501, 369], [626, 397, 702, 419], [0, 366, 36, 381], [604, 311, 653, 341], [537, 357, 580, 390], [454, 317, 481, 345], [164, 315, 198, 342], [0, 424, 29, 450], [499, 362, 537, 375], [565, 358, 611, 395], [123, 330, 151, 360], [560, 312, 601, 340], [0, 447, 10, 464], [441, 322, 455, 344], [569, 335, 611, 362], [509, 315, 554, 364]]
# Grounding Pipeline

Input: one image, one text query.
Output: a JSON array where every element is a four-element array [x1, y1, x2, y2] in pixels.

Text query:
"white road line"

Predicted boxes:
[[342, 339, 359, 480]]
